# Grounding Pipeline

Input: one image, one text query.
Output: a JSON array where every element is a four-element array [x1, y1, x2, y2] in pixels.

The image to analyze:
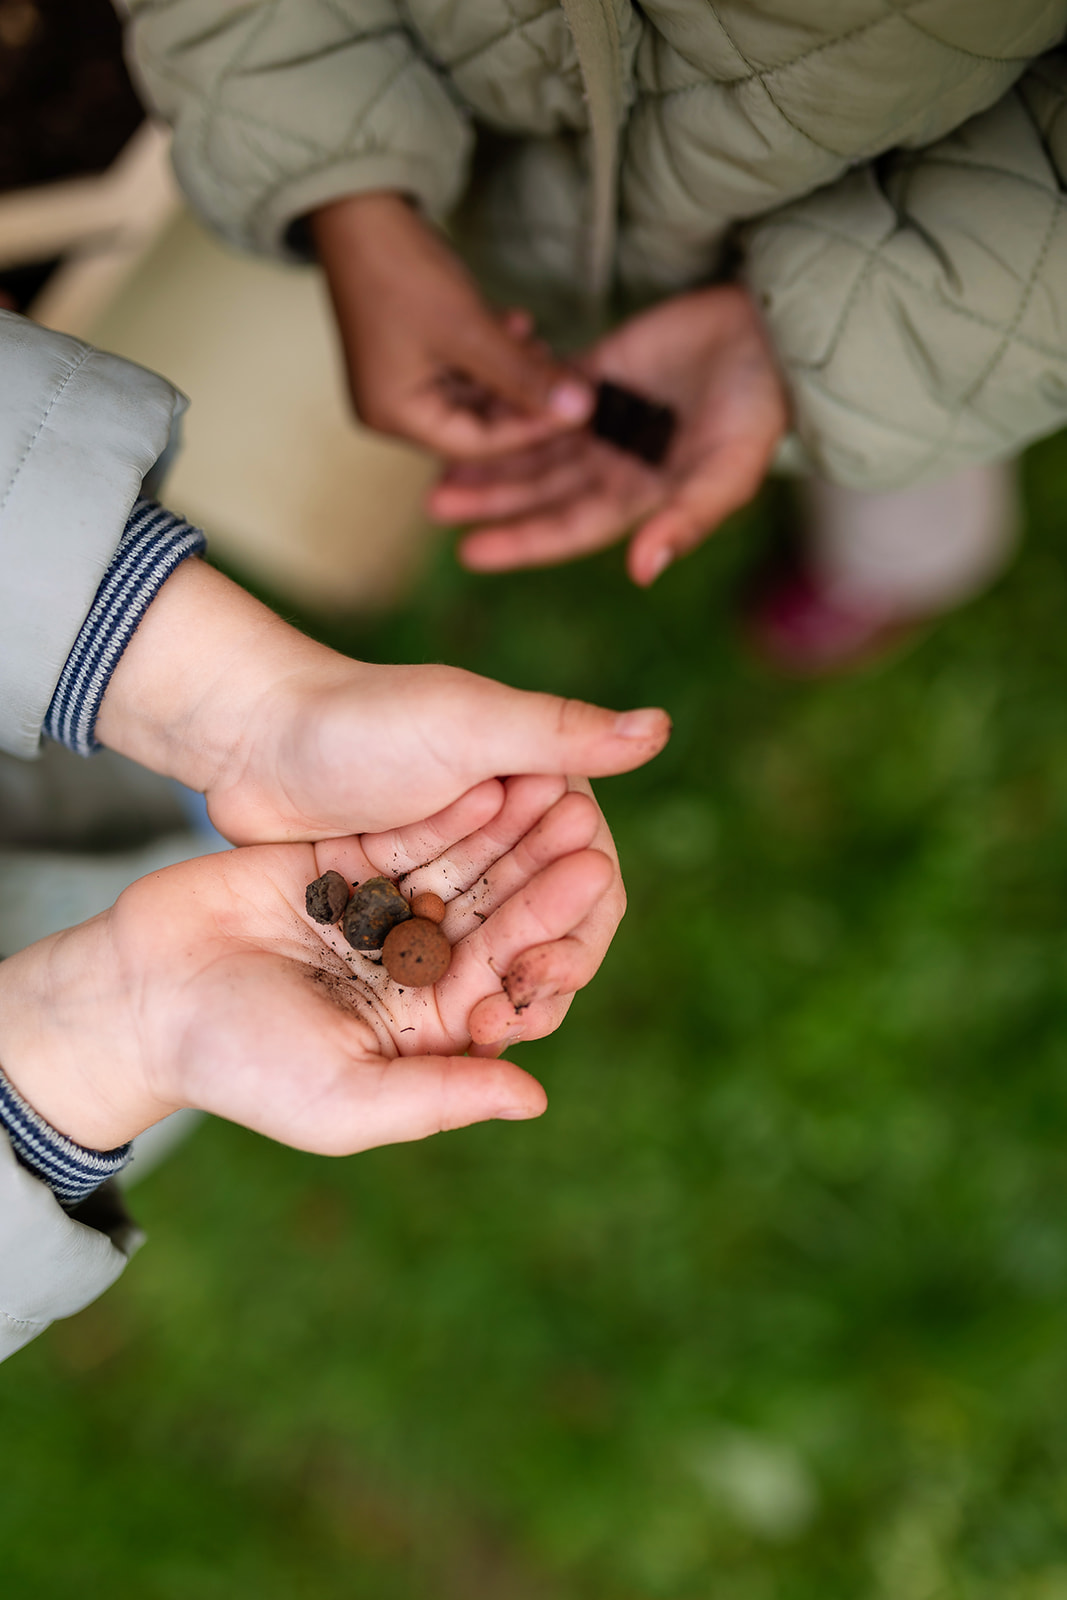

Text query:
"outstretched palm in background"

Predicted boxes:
[[430, 285, 789, 586]]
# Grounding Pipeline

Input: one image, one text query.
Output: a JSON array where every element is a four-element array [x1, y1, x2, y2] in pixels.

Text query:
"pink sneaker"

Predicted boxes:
[[743, 565, 921, 678], [747, 463, 1021, 676]]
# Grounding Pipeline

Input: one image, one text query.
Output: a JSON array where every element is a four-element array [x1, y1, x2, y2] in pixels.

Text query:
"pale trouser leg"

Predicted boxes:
[[804, 460, 1020, 615]]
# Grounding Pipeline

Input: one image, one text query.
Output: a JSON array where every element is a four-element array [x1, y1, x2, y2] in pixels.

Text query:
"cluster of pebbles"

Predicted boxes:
[[305, 870, 451, 987]]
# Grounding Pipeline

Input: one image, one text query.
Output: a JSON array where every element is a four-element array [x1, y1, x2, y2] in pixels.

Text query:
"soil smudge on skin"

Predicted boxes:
[[306, 965, 367, 1014], [504, 955, 540, 1011]]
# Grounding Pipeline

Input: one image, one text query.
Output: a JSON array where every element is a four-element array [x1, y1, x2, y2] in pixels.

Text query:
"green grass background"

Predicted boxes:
[[7, 440, 1067, 1598]]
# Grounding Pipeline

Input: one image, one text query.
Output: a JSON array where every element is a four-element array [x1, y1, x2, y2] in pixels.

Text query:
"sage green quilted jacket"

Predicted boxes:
[[126, 1, 1067, 488]]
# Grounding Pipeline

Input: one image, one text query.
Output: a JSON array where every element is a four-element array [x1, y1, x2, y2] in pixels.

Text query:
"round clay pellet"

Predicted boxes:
[[342, 876, 411, 951], [382, 917, 451, 987], [410, 891, 446, 925], [305, 869, 349, 924]]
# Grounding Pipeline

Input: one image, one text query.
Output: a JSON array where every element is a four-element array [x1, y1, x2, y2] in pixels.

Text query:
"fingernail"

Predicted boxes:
[[614, 707, 669, 740], [495, 1102, 538, 1121], [505, 979, 553, 1011], [548, 380, 591, 421], [646, 547, 675, 583]]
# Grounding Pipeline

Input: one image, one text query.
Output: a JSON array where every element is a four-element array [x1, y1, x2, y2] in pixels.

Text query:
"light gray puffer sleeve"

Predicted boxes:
[[0, 1130, 142, 1362], [0, 313, 187, 759], [742, 52, 1067, 490], [125, 0, 474, 258]]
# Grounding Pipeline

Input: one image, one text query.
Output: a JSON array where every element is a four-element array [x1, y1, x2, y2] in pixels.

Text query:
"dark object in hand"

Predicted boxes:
[[591, 381, 676, 466], [305, 870, 349, 924], [342, 877, 412, 951]]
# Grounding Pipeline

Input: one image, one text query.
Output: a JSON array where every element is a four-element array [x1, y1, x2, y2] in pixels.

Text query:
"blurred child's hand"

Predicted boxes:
[[310, 191, 592, 458], [0, 777, 620, 1151], [94, 558, 670, 844], [429, 286, 789, 586]]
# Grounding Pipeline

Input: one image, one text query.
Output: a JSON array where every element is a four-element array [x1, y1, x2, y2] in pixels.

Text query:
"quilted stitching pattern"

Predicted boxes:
[[620, 0, 1066, 296], [126, 0, 1067, 484], [744, 66, 1067, 485], [418, 0, 590, 133], [129, 0, 477, 249]]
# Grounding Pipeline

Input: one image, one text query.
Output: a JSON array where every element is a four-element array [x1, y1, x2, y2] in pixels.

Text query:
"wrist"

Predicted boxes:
[[309, 189, 414, 256], [0, 1062, 132, 1206], [96, 560, 302, 797], [309, 190, 440, 380], [94, 557, 361, 842], [0, 924, 157, 1152], [44, 501, 206, 759]]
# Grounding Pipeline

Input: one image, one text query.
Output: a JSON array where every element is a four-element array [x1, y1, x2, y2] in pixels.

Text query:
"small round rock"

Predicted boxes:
[[342, 876, 411, 951], [410, 891, 446, 925], [305, 870, 349, 925], [382, 917, 451, 987]]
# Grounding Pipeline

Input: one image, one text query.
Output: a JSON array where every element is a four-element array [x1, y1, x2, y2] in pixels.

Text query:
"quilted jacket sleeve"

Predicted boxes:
[[125, 0, 474, 258], [0, 313, 186, 760], [742, 51, 1067, 490]]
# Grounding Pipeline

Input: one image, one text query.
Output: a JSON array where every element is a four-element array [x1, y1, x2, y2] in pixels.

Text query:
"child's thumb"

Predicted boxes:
[[321, 1055, 548, 1151], [465, 313, 593, 424], [480, 686, 672, 778]]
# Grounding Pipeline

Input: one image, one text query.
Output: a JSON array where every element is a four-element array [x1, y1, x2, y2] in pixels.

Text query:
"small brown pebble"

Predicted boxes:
[[305, 870, 349, 924], [342, 876, 411, 951], [410, 890, 446, 925], [382, 917, 451, 987]]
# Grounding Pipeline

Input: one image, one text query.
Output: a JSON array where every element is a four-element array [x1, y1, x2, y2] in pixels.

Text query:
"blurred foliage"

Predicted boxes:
[[7, 438, 1067, 1598]]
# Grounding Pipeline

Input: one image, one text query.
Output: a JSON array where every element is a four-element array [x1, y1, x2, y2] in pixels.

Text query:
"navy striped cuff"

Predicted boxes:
[[44, 500, 207, 757], [0, 1064, 132, 1208]]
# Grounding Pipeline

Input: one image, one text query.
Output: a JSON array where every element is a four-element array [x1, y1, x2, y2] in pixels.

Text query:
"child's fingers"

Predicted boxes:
[[468, 984, 571, 1050], [315, 781, 506, 884], [458, 311, 592, 425], [402, 309, 593, 459], [459, 889, 626, 1052], [469, 924, 613, 1046], [449, 848, 616, 995], [430, 448, 599, 525], [468, 829, 625, 1045], [457, 479, 655, 571], [500, 306, 535, 341], [437, 430, 587, 489], [411, 395, 592, 462], [399, 775, 571, 904], [626, 441, 770, 586], [437, 845, 616, 1045], [439, 788, 604, 943], [505, 924, 617, 1013]]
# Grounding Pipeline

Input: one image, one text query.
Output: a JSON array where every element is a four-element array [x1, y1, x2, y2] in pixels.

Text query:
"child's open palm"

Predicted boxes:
[[0, 778, 617, 1155], [431, 286, 789, 585]]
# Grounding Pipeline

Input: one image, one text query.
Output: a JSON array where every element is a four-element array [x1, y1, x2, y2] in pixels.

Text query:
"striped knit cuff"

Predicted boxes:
[[0, 1064, 132, 1208], [44, 500, 207, 757]]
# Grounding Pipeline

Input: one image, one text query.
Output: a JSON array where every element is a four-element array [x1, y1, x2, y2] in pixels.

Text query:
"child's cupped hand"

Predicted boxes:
[[92, 560, 657, 1048], [311, 191, 593, 458], [0, 777, 618, 1153], [95, 558, 670, 846], [429, 286, 790, 586]]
